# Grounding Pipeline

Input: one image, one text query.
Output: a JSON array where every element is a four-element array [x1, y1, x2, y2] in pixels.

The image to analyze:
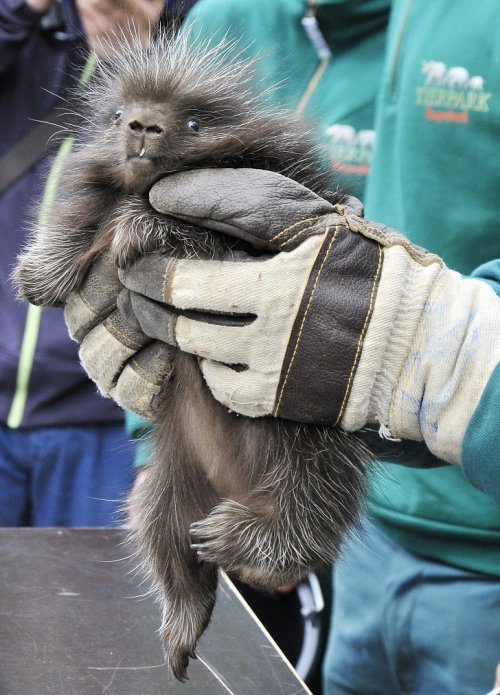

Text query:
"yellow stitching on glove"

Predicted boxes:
[[335, 243, 383, 426], [106, 323, 145, 350], [76, 288, 116, 319], [270, 215, 325, 243], [345, 217, 443, 268], [279, 220, 330, 250]]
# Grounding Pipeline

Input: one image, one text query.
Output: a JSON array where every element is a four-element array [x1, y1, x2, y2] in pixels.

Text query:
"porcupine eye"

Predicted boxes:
[[114, 108, 124, 123], [187, 118, 199, 132]]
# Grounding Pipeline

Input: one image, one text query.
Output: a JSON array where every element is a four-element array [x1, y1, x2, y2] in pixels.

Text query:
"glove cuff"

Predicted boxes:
[[389, 268, 499, 463], [342, 253, 500, 466], [340, 245, 443, 433]]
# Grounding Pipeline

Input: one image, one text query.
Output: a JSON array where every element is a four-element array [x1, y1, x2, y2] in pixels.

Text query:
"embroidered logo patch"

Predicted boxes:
[[417, 60, 491, 123], [326, 124, 375, 176]]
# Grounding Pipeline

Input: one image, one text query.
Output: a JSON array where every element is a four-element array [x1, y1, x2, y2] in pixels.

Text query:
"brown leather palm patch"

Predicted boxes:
[[273, 222, 382, 425]]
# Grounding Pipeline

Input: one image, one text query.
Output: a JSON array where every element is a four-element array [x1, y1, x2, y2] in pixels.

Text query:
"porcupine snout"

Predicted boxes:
[[124, 103, 168, 158], [128, 116, 164, 138], [118, 102, 173, 195]]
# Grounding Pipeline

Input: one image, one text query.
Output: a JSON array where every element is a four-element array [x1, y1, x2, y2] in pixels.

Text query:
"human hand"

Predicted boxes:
[[76, 0, 164, 58], [64, 252, 176, 421], [118, 168, 498, 465], [118, 169, 440, 423], [25, 0, 52, 13]]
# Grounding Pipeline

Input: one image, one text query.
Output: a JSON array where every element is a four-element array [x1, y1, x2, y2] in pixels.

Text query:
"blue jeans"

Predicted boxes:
[[0, 424, 135, 526], [323, 517, 500, 695]]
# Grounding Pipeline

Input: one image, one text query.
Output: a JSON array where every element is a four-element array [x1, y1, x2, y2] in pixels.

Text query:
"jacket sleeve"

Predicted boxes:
[[461, 259, 500, 503], [0, 0, 43, 72]]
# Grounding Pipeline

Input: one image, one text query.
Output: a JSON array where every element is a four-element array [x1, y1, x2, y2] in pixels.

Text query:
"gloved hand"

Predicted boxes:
[[64, 252, 176, 421], [117, 168, 499, 466]]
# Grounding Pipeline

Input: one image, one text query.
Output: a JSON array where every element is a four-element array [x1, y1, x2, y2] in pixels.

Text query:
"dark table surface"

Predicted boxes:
[[0, 528, 312, 695]]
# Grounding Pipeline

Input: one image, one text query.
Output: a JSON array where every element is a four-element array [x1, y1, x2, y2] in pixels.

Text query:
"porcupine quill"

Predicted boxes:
[[14, 28, 370, 681]]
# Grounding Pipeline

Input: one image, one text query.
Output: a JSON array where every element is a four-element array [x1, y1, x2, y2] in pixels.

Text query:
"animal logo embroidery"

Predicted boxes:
[[326, 124, 376, 177], [417, 60, 491, 123]]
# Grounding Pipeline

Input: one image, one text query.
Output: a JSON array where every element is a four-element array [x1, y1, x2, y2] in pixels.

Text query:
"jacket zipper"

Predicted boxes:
[[7, 53, 96, 428], [389, 0, 415, 99], [7, 137, 74, 428], [295, 0, 332, 115]]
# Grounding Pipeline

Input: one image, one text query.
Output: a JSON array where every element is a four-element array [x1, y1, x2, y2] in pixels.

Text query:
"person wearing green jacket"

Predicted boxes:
[[321, 2, 500, 693], [62, 1, 500, 693]]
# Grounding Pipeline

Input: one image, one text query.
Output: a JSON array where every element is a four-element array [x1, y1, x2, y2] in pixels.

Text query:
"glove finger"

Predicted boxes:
[[117, 288, 179, 347], [64, 252, 122, 342], [176, 315, 254, 365], [79, 307, 151, 395], [122, 289, 255, 365], [110, 341, 177, 422], [119, 253, 267, 314], [149, 168, 335, 251]]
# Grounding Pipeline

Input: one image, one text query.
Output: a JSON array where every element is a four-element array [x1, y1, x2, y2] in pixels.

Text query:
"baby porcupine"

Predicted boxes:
[[14, 29, 370, 681]]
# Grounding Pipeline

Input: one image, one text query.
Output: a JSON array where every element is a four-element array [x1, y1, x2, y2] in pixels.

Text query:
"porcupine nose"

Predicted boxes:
[[127, 117, 164, 158], [128, 120, 163, 136]]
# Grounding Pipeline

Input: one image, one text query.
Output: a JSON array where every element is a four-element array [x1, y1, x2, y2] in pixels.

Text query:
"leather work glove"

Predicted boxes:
[[117, 168, 499, 466], [64, 252, 176, 421]]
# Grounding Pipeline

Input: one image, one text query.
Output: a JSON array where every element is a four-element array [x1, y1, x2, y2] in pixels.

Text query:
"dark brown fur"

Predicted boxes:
[[14, 31, 370, 680]]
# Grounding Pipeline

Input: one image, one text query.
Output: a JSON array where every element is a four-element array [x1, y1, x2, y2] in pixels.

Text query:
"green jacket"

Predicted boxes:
[[364, 0, 500, 577], [185, 0, 390, 198]]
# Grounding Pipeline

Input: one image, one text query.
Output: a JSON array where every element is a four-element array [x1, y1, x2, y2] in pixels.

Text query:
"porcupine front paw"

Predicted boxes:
[[190, 501, 310, 590], [13, 254, 68, 307], [110, 232, 144, 269], [110, 196, 167, 269]]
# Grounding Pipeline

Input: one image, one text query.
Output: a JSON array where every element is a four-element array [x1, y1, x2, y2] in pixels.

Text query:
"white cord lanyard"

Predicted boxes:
[[295, 0, 332, 115]]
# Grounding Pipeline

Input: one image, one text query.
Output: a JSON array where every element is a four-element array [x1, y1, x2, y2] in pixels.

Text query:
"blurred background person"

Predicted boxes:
[[322, 2, 500, 693], [0, 0, 172, 526]]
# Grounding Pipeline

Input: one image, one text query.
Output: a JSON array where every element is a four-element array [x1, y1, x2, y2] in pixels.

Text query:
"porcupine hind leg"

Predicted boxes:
[[190, 422, 369, 590], [129, 418, 219, 682]]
